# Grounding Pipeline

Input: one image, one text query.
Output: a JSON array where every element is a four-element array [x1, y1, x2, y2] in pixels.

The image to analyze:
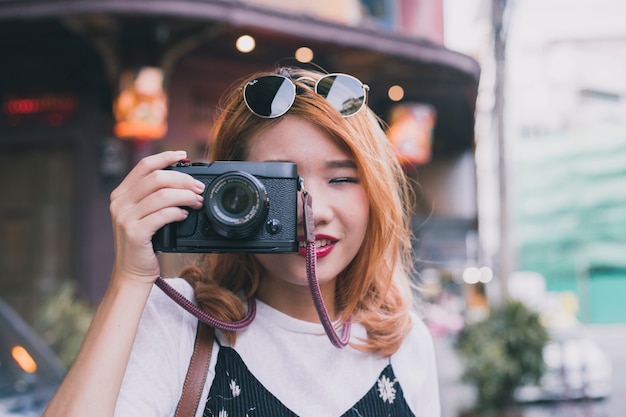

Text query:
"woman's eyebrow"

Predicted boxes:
[[259, 158, 357, 169], [326, 159, 357, 169]]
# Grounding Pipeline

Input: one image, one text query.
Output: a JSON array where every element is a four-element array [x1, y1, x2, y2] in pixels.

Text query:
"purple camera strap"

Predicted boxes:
[[154, 277, 256, 332], [155, 186, 351, 347]]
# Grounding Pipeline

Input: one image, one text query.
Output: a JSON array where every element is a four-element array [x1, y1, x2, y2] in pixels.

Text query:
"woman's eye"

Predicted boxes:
[[330, 177, 360, 184]]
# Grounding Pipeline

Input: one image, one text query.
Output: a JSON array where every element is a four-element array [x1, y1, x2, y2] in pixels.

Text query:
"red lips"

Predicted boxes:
[[297, 234, 337, 258]]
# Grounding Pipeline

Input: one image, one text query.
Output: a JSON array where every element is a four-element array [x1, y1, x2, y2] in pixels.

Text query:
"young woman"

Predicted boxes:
[[44, 67, 440, 417]]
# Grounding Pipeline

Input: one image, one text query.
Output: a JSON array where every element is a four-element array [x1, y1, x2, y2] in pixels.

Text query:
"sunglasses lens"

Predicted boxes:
[[316, 74, 366, 117], [244, 75, 296, 118]]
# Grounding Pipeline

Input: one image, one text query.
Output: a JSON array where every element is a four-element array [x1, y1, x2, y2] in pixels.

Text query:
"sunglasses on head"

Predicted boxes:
[[243, 73, 370, 118]]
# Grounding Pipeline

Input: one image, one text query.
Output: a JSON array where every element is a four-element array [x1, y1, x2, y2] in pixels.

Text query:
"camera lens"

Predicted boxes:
[[220, 185, 250, 216], [205, 172, 269, 239]]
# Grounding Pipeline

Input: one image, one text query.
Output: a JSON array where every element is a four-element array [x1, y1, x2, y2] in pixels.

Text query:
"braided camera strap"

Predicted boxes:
[[155, 277, 256, 331], [301, 188, 352, 348], [175, 322, 214, 417]]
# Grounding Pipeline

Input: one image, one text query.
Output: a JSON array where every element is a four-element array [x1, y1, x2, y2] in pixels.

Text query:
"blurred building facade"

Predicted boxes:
[[0, 0, 479, 317], [506, 0, 626, 323]]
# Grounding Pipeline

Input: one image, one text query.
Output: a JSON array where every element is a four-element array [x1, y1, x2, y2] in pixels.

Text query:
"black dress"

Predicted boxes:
[[203, 346, 417, 417]]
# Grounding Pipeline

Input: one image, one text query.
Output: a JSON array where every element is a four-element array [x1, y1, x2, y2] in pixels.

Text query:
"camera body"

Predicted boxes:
[[152, 160, 299, 253]]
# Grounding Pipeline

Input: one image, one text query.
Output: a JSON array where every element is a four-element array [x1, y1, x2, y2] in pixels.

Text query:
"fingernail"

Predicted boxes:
[[194, 180, 205, 191]]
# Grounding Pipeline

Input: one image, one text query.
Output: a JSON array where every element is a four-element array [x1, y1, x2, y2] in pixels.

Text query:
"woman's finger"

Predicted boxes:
[[114, 188, 203, 243], [111, 169, 204, 223], [111, 150, 188, 200]]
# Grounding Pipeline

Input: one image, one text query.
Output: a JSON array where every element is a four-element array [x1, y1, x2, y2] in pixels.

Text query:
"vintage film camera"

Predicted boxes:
[[152, 160, 299, 253]]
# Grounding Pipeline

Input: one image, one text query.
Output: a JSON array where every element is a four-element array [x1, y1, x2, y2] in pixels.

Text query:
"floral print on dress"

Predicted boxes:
[[204, 346, 416, 417], [229, 379, 241, 398], [377, 374, 398, 404]]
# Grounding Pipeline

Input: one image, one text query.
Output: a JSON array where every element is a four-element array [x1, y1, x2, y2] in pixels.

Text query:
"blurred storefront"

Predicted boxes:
[[515, 125, 626, 324], [0, 0, 479, 316], [507, 0, 626, 325]]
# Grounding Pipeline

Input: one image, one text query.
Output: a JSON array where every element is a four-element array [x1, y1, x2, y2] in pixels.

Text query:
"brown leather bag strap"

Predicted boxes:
[[175, 322, 214, 417]]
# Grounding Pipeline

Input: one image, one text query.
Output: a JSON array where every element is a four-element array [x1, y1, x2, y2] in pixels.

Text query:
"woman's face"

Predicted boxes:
[[246, 116, 370, 291]]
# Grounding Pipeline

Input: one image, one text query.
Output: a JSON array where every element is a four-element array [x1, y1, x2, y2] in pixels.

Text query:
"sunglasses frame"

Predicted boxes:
[[243, 72, 370, 119]]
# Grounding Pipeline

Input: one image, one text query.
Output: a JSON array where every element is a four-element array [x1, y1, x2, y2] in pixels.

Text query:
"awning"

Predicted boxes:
[[0, 0, 480, 156]]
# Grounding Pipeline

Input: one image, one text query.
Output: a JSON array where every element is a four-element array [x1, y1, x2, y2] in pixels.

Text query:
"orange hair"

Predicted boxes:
[[181, 68, 416, 356]]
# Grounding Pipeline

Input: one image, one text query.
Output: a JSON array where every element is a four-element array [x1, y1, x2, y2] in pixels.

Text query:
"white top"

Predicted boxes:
[[114, 278, 440, 417]]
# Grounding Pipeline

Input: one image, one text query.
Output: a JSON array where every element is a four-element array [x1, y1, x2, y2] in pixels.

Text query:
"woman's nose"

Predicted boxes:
[[299, 183, 333, 227]]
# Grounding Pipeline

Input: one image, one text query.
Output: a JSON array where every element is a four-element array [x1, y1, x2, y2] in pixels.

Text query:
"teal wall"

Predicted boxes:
[[588, 268, 626, 323], [514, 122, 626, 323]]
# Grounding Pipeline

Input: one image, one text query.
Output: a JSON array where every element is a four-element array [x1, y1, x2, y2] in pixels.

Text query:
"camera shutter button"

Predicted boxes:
[[175, 158, 191, 167], [265, 219, 282, 234]]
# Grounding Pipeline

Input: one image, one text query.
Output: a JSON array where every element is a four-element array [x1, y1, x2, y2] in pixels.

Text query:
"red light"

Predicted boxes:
[[7, 98, 38, 115], [3, 94, 78, 126], [4, 95, 77, 114]]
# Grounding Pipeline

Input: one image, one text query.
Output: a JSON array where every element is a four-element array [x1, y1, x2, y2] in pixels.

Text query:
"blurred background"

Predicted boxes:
[[0, 0, 624, 416]]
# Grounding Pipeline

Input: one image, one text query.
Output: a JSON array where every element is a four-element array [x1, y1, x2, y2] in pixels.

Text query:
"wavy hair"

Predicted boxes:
[[181, 67, 416, 356]]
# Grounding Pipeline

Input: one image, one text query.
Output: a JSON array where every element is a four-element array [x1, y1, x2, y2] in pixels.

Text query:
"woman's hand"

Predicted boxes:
[[109, 150, 205, 286]]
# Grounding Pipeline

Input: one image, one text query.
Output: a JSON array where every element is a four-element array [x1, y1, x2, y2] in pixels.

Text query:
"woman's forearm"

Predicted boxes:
[[44, 151, 204, 417], [43, 276, 153, 417]]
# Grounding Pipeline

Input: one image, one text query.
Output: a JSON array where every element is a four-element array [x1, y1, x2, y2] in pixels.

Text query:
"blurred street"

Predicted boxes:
[[1, 1, 626, 417], [436, 324, 626, 417]]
